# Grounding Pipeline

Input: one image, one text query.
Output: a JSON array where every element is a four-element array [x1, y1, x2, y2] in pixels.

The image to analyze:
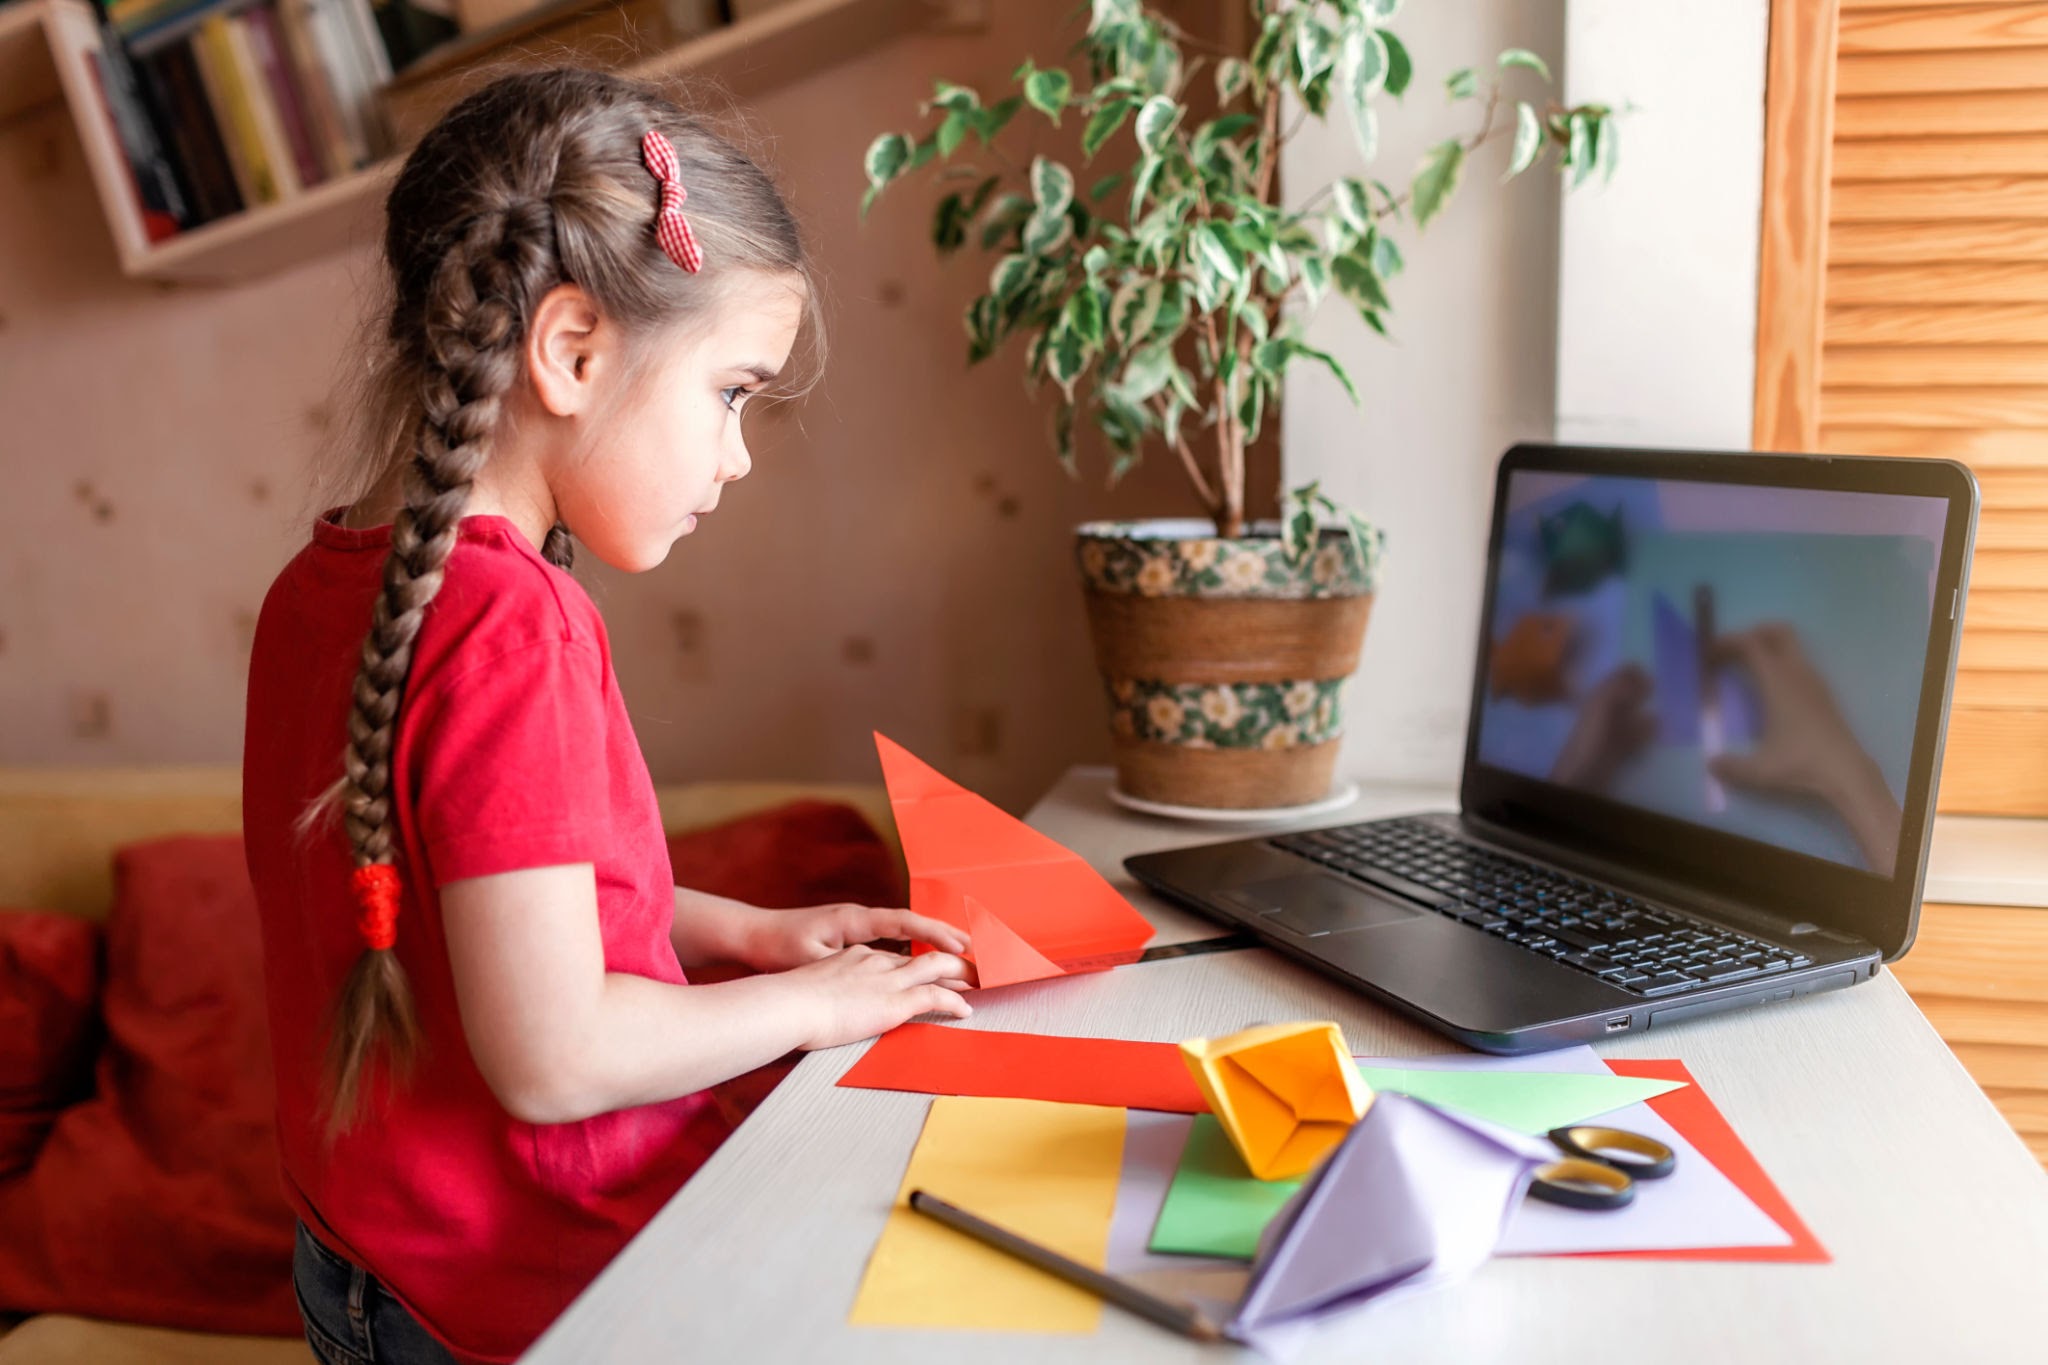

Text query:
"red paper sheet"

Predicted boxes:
[[838, 1022, 1205, 1112], [1601, 1058, 1829, 1263], [839, 1028, 1827, 1264]]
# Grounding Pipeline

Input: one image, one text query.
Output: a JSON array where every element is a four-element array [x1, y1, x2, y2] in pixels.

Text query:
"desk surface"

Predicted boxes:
[[526, 771, 2048, 1363]]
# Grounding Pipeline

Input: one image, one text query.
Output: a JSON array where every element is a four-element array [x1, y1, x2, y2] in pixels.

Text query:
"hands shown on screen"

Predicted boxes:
[[1549, 663, 1658, 793], [1709, 623, 1902, 873]]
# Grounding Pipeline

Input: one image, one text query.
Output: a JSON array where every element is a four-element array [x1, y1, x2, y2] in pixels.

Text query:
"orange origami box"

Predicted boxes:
[[1180, 1022, 1374, 1181], [876, 733, 1155, 990]]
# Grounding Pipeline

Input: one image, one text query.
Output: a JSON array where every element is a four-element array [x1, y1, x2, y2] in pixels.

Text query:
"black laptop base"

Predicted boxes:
[[1125, 815, 1881, 1055]]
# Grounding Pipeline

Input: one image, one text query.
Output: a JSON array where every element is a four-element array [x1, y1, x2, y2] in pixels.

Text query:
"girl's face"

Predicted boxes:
[[552, 270, 806, 572]]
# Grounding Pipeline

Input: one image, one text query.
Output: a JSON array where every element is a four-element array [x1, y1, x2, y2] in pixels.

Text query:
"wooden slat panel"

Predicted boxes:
[[1839, 3, 2048, 54], [1838, 47, 2048, 97], [1959, 628, 2048, 668], [1845, 0, 2045, 8], [1822, 387, 2048, 426], [1836, 88, 2048, 138], [1830, 219, 2048, 265], [1833, 174, 2048, 220], [1894, 903, 2048, 999], [1829, 263, 2048, 305], [1984, 1086, 2048, 1135], [1826, 303, 2048, 345], [1973, 508, 2048, 549], [1939, 706, 2048, 812], [1819, 424, 2048, 462], [1915, 992, 2048, 1045], [1834, 133, 2048, 180], [1948, 1041, 2048, 1092], [1965, 549, 2048, 588], [1754, 0, 1840, 452], [1962, 589, 2048, 628], [1975, 470, 2048, 505], [1825, 345, 2048, 386], [1952, 668, 2048, 707]]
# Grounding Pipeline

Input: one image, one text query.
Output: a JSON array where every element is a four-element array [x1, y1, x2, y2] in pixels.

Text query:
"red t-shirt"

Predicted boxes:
[[242, 510, 729, 1363]]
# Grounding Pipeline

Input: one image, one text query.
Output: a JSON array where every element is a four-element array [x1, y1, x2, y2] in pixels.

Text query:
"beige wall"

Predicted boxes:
[[0, 2, 1267, 814]]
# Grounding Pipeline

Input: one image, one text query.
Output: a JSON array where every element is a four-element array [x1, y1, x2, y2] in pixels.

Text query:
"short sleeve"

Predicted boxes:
[[404, 637, 614, 886]]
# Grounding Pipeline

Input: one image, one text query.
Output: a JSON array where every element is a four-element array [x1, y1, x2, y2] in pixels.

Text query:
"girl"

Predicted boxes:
[[241, 69, 973, 1365]]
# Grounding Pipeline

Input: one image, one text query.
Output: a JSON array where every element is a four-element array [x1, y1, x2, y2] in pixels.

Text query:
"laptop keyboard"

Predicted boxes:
[[1269, 818, 1812, 997]]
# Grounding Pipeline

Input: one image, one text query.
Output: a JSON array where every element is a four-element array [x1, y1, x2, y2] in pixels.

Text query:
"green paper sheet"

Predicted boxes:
[[1148, 1068, 1688, 1260]]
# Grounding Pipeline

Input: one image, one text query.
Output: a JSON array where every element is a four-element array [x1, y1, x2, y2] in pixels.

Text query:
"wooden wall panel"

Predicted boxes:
[[1754, 0, 1839, 453]]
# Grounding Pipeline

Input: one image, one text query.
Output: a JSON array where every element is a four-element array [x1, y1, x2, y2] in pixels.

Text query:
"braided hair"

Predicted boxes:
[[307, 69, 811, 1133]]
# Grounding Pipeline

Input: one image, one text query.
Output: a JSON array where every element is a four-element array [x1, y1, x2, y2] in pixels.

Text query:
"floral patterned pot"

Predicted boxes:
[[1076, 518, 1384, 810]]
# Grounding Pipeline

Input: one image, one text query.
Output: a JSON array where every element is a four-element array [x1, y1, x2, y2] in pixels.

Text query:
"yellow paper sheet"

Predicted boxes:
[[848, 1096, 1127, 1332]]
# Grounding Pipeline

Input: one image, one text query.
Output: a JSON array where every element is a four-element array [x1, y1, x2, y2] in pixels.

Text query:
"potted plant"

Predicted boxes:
[[861, 0, 1617, 811]]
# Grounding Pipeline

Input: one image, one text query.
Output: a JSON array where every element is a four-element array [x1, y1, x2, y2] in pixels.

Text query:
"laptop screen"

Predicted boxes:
[[1472, 465, 1954, 880]]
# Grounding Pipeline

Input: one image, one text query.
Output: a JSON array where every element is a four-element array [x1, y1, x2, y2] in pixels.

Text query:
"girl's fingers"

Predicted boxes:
[[895, 951, 969, 985], [915, 985, 972, 1020], [935, 977, 973, 993], [863, 907, 971, 955]]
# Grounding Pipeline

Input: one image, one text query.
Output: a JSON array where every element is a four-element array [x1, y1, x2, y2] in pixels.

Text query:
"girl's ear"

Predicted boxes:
[[526, 284, 612, 417]]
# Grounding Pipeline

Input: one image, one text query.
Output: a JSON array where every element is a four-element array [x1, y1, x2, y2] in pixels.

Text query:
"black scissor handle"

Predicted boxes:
[[1529, 1158, 1635, 1211], [1548, 1125, 1676, 1180]]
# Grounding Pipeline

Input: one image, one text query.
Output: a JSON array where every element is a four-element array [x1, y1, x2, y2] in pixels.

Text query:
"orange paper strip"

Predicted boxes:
[[839, 1023, 1206, 1113]]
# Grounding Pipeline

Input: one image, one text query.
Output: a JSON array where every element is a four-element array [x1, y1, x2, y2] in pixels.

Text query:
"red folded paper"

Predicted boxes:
[[839, 1026, 1827, 1264], [876, 734, 1155, 989]]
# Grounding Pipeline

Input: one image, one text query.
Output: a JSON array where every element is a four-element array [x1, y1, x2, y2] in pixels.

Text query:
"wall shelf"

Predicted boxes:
[[19, 0, 968, 285]]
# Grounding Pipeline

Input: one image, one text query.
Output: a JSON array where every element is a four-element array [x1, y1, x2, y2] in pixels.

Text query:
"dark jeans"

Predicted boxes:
[[292, 1221, 458, 1365]]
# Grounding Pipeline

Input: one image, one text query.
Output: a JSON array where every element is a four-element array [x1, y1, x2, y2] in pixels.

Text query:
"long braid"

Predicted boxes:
[[325, 199, 560, 1134]]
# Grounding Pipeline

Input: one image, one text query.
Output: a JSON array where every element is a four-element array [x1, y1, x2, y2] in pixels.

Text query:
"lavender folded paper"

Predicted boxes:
[[1230, 1092, 1554, 1340]]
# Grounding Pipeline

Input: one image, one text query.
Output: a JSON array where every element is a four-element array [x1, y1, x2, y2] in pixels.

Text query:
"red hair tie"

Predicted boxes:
[[351, 863, 402, 952], [640, 130, 704, 273]]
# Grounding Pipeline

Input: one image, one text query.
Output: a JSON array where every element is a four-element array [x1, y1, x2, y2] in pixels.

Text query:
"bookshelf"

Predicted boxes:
[[13, 0, 970, 284]]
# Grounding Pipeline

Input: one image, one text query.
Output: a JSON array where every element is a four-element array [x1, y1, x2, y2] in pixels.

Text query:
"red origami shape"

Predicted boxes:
[[875, 733, 1155, 988]]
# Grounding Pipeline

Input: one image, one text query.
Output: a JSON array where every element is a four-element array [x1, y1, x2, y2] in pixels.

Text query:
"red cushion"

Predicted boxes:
[[0, 835, 298, 1335], [666, 799, 905, 914], [0, 912, 102, 1177]]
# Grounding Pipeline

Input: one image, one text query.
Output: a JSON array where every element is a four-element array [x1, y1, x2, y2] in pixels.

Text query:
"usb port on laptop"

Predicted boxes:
[[1604, 1016, 1631, 1033]]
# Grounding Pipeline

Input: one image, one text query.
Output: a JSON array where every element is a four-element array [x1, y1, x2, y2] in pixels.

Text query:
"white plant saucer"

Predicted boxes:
[[1107, 780, 1362, 825]]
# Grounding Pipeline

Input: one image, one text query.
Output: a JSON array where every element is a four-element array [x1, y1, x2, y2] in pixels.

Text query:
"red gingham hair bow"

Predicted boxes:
[[640, 129, 704, 274]]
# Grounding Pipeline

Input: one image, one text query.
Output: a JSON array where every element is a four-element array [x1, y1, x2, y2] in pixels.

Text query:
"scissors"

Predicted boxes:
[[1527, 1125, 1677, 1211]]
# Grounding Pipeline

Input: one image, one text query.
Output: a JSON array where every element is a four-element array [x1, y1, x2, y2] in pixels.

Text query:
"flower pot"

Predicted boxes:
[[1075, 518, 1384, 810]]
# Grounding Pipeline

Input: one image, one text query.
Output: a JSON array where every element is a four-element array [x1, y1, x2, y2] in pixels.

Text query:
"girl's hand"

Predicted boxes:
[[744, 902, 971, 973], [788, 946, 973, 1050]]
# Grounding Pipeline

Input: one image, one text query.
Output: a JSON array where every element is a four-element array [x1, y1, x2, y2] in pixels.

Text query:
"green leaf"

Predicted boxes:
[[1082, 243, 1111, 277], [1216, 57, 1252, 105], [1031, 156, 1075, 216], [1598, 112, 1620, 183], [1052, 398, 1077, 475], [1294, 15, 1337, 87], [863, 132, 911, 189], [1047, 325, 1089, 394], [1364, 0, 1403, 21], [859, 184, 881, 218], [1345, 25, 1388, 102], [1193, 221, 1243, 284], [932, 192, 968, 252], [935, 108, 970, 158], [1129, 152, 1165, 218], [1120, 343, 1176, 403], [1345, 511, 1384, 580], [964, 294, 999, 361], [1109, 278, 1164, 345], [1383, 30, 1412, 97], [1295, 340, 1359, 404], [1299, 253, 1330, 308], [1332, 249, 1391, 312], [1568, 110, 1593, 186], [1506, 101, 1541, 180], [990, 253, 1034, 305], [1065, 287, 1105, 345], [1239, 375, 1268, 445], [973, 96, 1022, 146], [1135, 94, 1179, 154], [1498, 48, 1552, 82], [926, 81, 979, 114], [1088, 0, 1140, 34], [907, 135, 939, 171], [1369, 229, 1402, 279], [1025, 67, 1073, 124], [1082, 98, 1134, 160], [1249, 12, 1285, 73], [979, 193, 1032, 250], [1089, 171, 1126, 202], [1412, 138, 1465, 229], [1285, 494, 1317, 566], [1022, 205, 1072, 256], [1445, 67, 1477, 100], [1334, 178, 1372, 234]]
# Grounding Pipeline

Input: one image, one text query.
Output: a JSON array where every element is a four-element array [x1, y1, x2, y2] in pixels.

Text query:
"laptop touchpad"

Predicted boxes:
[[1234, 874, 1425, 937]]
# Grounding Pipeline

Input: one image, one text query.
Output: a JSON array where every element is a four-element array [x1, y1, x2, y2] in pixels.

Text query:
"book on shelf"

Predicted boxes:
[[83, 0, 398, 240]]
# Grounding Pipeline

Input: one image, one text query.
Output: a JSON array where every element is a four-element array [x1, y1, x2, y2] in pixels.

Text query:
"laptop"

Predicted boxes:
[[1125, 443, 1979, 1054]]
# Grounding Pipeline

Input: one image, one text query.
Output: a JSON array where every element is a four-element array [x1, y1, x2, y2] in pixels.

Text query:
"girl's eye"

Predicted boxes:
[[720, 386, 748, 411]]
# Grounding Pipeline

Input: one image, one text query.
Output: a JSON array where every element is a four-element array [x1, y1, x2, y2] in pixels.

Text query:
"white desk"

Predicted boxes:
[[526, 771, 2048, 1363]]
